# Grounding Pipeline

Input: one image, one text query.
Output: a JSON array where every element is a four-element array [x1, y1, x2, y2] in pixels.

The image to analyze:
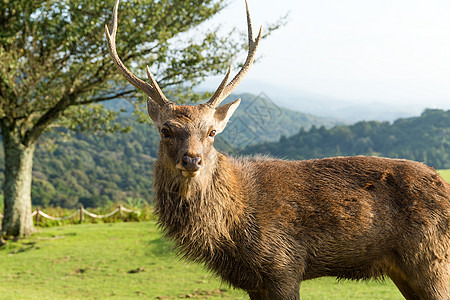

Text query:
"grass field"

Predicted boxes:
[[0, 221, 405, 300], [438, 169, 450, 183]]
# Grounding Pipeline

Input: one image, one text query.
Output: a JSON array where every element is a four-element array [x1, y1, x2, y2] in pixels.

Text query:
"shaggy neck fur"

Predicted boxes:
[[153, 149, 247, 262]]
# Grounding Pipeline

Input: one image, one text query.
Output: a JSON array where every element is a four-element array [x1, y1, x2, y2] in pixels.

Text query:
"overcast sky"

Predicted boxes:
[[201, 0, 450, 109]]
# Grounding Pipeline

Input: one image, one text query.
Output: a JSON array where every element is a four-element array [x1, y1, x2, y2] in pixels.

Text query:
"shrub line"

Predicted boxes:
[[0, 206, 140, 225]]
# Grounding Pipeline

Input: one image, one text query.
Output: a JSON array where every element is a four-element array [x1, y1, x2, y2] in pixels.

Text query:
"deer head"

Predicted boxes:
[[105, 0, 261, 178]]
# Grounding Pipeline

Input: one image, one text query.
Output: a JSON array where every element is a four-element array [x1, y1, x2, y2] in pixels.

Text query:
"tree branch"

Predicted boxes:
[[24, 92, 76, 145], [74, 89, 136, 106]]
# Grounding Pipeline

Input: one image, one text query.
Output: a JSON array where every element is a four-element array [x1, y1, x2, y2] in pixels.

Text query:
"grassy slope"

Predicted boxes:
[[0, 222, 405, 300], [438, 169, 450, 182], [0, 222, 246, 300]]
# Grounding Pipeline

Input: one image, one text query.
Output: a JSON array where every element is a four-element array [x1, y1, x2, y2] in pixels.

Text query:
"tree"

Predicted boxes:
[[0, 0, 281, 237]]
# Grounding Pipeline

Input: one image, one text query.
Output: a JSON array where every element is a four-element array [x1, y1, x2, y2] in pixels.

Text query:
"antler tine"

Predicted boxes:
[[207, 0, 262, 108], [206, 66, 232, 107], [105, 0, 170, 106], [245, 0, 254, 43], [146, 66, 168, 104]]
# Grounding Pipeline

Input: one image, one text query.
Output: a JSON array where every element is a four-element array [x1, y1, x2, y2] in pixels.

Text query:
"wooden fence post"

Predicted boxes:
[[79, 205, 84, 223], [119, 205, 123, 221], [36, 207, 40, 226]]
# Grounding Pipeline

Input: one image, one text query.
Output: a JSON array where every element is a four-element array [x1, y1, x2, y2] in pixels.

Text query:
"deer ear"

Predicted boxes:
[[214, 98, 241, 133], [147, 97, 161, 124]]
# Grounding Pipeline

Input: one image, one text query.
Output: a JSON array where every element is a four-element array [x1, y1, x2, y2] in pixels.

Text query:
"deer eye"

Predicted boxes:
[[209, 130, 216, 138], [161, 128, 171, 138]]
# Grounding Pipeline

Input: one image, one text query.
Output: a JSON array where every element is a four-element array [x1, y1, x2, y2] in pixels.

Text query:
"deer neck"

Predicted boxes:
[[153, 149, 246, 258]]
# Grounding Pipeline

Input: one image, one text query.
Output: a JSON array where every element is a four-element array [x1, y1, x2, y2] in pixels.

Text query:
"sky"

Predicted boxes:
[[200, 0, 450, 111]]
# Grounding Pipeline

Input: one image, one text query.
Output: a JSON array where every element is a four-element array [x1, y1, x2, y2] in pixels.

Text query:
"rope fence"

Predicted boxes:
[[0, 205, 140, 226]]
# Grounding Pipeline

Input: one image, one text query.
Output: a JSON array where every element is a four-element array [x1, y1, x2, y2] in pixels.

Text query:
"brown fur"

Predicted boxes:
[[151, 104, 450, 300], [101, 0, 447, 297]]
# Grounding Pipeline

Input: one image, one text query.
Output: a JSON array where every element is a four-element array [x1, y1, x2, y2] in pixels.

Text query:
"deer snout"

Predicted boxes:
[[182, 155, 202, 170], [177, 154, 202, 177]]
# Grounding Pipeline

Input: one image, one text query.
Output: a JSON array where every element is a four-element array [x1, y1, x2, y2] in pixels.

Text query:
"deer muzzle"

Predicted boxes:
[[177, 154, 202, 177]]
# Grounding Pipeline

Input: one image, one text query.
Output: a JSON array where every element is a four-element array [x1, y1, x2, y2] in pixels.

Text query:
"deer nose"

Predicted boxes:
[[182, 155, 202, 172]]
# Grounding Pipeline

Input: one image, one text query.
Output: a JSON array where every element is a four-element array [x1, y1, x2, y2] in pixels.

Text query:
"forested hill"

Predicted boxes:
[[0, 93, 341, 208], [242, 109, 450, 169], [1, 117, 161, 209]]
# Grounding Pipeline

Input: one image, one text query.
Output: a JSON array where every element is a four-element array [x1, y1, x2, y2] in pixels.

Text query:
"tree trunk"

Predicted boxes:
[[1, 130, 35, 237]]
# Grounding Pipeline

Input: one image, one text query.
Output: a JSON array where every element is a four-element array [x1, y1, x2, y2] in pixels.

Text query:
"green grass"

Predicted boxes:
[[438, 169, 450, 183], [0, 222, 404, 299], [0, 222, 246, 299]]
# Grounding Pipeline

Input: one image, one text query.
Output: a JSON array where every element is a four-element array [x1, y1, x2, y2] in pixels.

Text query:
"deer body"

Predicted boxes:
[[105, 1, 450, 298], [155, 144, 450, 299]]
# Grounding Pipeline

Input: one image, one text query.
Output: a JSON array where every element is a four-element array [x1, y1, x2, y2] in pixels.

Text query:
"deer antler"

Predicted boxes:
[[207, 0, 262, 108], [105, 0, 171, 106]]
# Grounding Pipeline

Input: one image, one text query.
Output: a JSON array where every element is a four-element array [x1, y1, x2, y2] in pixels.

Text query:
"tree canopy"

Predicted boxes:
[[0, 0, 245, 142]]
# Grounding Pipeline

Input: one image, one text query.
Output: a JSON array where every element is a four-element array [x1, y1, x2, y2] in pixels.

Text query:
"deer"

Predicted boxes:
[[105, 0, 450, 299]]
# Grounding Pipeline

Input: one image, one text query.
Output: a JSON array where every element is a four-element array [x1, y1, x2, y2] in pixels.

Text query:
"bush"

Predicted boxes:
[[32, 205, 155, 228]]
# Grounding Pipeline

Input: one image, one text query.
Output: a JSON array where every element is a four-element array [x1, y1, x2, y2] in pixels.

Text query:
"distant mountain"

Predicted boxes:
[[242, 109, 450, 169], [217, 93, 345, 149], [202, 79, 427, 122], [275, 97, 424, 123]]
